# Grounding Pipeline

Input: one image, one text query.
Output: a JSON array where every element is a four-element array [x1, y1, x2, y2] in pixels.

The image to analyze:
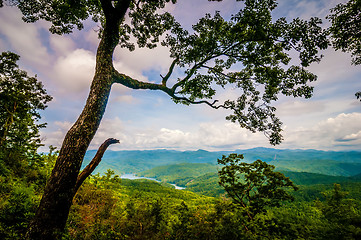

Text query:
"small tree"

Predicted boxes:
[[218, 154, 298, 221]]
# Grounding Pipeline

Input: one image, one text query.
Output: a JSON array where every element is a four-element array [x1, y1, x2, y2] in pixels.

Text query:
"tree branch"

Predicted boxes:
[[171, 56, 218, 93], [74, 138, 119, 194], [112, 68, 231, 110], [161, 58, 178, 86], [112, 68, 172, 92], [202, 65, 238, 82]]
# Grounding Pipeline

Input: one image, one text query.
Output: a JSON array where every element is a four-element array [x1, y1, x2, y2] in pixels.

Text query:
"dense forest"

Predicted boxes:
[[2, 146, 361, 239]]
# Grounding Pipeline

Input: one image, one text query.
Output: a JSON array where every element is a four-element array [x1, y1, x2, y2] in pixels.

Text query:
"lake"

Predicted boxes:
[[120, 173, 186, 190]]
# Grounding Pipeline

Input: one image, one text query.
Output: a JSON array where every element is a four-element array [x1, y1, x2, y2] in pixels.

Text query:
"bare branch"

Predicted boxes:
[[172, 95, 229, 109], [74, 138, 119, 195]]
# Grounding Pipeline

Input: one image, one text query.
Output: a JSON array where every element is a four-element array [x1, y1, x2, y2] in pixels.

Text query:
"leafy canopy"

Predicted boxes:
[[327, 0, 361, 101], [10, 0, 176, 49], [3, 0, 329, 144], [328, 0, 361, 65], [162, 2, 328, 144]]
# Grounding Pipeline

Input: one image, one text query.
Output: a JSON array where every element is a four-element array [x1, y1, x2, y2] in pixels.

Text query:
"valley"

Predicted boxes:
[[84, 148, 361, 200]]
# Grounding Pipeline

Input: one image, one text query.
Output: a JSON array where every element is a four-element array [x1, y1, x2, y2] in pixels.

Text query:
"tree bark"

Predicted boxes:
[[25, 3, 129, 238]]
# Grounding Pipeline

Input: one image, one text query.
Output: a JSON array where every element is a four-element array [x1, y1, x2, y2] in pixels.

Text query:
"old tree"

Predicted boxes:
[[1, 0, 329, 239]]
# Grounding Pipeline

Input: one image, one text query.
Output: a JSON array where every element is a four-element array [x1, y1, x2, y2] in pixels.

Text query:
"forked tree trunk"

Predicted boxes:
[[26, 74, 113, 240], [26, 8, 126, 238]]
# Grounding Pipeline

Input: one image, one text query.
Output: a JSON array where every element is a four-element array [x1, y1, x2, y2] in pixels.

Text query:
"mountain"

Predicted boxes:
[[351, 172, 361, 179], [236, 147, 361, 163], [83, 148, 361, 176], [82, 149, 228, 175], [273, 159, 361, 176]]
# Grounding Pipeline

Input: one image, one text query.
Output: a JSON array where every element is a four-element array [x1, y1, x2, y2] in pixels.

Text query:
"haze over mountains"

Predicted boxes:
[[83, 147, 361, 177]]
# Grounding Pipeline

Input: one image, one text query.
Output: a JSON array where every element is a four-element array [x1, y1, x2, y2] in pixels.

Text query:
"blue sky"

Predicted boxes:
[[1, 0, 360, 151]]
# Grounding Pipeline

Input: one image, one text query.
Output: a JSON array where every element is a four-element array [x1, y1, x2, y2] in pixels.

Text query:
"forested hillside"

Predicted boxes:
[[64, 172, 361, 240], [136, 162, 361, 198]]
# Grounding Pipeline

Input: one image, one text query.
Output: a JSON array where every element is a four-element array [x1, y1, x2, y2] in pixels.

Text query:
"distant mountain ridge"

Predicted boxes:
[[240, 147, 361, 162], [82, 148, 361, 176]]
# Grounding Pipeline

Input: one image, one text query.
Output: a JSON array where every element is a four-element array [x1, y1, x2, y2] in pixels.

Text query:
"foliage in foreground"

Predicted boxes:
[[62, 173, 361, 240], [0, 51, 53, 239], [1, 154, 361, 239]]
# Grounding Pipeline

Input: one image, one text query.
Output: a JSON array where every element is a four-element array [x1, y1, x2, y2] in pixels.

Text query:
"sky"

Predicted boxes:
[[0, 0, 360, 152]]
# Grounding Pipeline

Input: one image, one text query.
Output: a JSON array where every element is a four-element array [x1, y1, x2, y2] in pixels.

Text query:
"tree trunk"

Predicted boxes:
[[25, 9, 125, 238], [26, 75, 113, 240]]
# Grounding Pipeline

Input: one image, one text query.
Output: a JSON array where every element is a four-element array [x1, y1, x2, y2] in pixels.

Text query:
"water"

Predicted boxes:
[[169, 183, 186, 190], [120, 173, 160, 181], [120, 173, 185, 190]]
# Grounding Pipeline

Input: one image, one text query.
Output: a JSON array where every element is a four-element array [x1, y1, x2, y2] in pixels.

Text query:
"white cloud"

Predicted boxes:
[[111, 95, 139, 104], [290, 1, 323, 19], [281, 0, 344, 20], [53, 49, 95, 93], [0, 7, 50, 67], [42, 111, 361, 152], [49, 34, 76, 56], [90, 117, 128, 148], [282, 112, 361, 150], [170, 0, 239, 28], [113, 44, 172, 83], [276, 100, 326, 116], [341, 131, 361, 141], [157, 128, 192, 145], [83, 119, 269, 151], [193, 122, 267, 149], [41, 118, 127, 151], [0, 38, 6, 51], [309, 49, 360, 86], [84, 28, 100, 48]]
